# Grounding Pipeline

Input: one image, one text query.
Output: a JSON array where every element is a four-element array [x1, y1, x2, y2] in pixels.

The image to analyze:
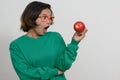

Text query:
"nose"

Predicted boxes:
[[46, 19, 52, 25]]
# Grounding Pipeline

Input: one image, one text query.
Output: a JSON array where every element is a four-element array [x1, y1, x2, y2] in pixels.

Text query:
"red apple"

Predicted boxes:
[[74, 21, 85, 32]]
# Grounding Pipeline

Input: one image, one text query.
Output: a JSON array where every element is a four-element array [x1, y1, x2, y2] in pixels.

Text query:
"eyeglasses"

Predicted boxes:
[[39, 15, 55, 22]]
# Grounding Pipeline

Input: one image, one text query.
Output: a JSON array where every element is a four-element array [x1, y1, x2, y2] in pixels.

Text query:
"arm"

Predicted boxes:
[[54, 28, 88, 71], [54, 35, 79, 71], [9, 42, 58, 80]]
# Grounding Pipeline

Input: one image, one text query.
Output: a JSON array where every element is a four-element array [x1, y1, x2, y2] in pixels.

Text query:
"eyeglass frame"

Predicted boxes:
[[38, 15, 55, 23]]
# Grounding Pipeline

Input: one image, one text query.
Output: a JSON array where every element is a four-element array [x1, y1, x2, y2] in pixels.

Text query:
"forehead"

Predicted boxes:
[[40, 8, 52, 16]]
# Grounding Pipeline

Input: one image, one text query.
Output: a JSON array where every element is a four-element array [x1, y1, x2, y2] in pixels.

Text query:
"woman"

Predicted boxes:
[[9, 1, 88, 80]]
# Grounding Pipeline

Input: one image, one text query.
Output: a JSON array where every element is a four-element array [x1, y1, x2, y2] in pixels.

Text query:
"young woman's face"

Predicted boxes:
[[34, 8, 54, 35]]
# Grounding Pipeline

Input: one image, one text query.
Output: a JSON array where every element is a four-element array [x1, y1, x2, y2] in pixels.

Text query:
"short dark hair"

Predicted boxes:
[[20, 1, 53, 32]]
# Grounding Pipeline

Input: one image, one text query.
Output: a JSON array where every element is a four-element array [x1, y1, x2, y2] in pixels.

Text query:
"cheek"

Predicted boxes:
[[35, 18, 46, 28], [35, 26, 42, 31], [36, 20, 46, 27]]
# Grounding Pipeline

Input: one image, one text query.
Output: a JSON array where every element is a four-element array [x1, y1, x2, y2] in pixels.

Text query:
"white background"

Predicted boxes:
[[0, 0, 120, 80]]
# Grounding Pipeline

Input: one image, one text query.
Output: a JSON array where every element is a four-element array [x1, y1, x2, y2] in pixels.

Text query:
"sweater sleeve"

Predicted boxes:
[[54, 33, 79, 71], [9, 42, 58, 80]]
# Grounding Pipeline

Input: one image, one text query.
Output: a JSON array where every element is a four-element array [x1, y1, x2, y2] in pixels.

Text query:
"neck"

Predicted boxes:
[[27, 30, 39, 38]]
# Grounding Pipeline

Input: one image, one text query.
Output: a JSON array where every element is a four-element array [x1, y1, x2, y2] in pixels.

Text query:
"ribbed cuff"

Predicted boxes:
[[52, 68, 58, 76], [70, 38, 80, 45], [40, 68, 58, 79]]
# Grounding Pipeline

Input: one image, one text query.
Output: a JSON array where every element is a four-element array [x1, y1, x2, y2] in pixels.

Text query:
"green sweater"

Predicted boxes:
[[9, 32, 79, 80]]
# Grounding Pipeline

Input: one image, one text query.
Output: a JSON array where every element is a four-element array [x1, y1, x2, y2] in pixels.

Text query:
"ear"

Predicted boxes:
[[35, 18, 41, 25]]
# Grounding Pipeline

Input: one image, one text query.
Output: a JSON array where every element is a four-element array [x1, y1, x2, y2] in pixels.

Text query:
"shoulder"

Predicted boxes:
[[47, 31, 62, 38], [47, 31, 65, 44], [9, 35, 25, 48]]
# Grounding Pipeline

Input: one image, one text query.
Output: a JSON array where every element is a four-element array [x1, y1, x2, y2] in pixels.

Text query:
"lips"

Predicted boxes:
[[44, 26, 49, 30], [43, 26, 49, 33]]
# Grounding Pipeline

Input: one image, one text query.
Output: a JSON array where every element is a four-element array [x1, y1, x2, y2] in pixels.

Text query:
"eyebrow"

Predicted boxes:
[[40, 14, 52, 16]]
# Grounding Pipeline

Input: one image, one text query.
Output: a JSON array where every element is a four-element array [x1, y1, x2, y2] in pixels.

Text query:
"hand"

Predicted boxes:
[[73, 28, 88, 42], [58, 69, 64, 75]]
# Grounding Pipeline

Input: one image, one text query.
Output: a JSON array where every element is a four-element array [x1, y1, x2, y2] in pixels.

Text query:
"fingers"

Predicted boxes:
[[83, 28, 88, 34], [76, 27, 88, 36]]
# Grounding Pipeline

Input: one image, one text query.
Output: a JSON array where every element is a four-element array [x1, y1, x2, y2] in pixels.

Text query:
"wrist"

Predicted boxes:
[[58, 69, 63, 75], [71, 38, 80, 45]]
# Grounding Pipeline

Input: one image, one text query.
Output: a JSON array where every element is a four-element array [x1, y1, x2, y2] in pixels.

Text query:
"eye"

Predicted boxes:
[[43, 16, 47, 19]]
